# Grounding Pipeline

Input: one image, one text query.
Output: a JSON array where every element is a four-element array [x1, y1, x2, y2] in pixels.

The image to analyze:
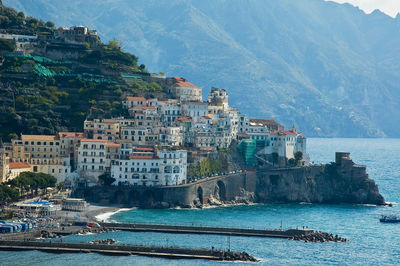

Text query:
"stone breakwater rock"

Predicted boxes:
[[222, 251, 258, 262], [288, 232, 347, 243], [89, 238, 116, 245], [40, 230, 59, 239]]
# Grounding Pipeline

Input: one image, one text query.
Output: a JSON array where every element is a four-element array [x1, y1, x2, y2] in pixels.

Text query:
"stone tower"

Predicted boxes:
[[208, 87, 229, 111], [0, 140, 10, 183]]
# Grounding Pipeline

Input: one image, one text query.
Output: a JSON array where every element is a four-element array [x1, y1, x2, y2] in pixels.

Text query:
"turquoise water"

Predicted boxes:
[[2, 138, 400, 265]]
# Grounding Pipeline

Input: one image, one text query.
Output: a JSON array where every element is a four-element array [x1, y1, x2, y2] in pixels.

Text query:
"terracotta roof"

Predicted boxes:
[[80, 139, 107, 143], [173, 77, 199, 88], [9, 162, 30, 169], [106, 142, 120, 147], [131, 106, 156, 110], [21, 135, 56, 141], [126, 96, 146, 101], [176, 116, 192, 122], [129, 155, 159, 160], [135, 147, 155, 151], [58, 132, 86, 138], [270, 131, 297, 136]]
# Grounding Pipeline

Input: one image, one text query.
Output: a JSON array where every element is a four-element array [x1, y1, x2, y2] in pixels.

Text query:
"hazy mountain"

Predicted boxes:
[[4, 0, 400, 137]]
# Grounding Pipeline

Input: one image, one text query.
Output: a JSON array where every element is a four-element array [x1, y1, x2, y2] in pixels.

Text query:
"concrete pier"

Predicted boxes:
[[0, 240, 257, 261], [99, 222, 314, 238]]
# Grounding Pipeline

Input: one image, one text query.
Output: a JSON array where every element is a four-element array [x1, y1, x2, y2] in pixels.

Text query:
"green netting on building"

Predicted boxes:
[[121, 75, 141, 79], [4, 53, 72, 65], [237, 139, 269, 168], [34, 64, 55, 77]]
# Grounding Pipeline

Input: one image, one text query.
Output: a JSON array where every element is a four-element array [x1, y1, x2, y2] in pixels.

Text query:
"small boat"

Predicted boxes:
[[380, 215, 400, 223]]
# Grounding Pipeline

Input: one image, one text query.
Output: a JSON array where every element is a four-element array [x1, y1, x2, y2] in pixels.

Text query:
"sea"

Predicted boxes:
[[1, 138, 400, 265]]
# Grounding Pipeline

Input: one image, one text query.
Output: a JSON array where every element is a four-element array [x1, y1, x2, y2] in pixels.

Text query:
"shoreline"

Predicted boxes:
[[94, 207, 135, 222]]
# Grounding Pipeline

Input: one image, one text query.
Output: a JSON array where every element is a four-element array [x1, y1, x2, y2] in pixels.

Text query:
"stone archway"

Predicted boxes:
[[140, 190, 155, 208], [114, 190, 125, 204], [197, 186, 203, 204], [217, 180, 227, 201], [128, 190, 140, 206]]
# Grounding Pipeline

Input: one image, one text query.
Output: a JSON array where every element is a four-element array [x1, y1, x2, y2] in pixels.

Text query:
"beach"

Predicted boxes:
[[93, 207, 135, 222]]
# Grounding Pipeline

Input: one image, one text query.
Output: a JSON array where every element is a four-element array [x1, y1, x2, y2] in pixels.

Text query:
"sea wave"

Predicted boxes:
[[95, 208, 136, 222]]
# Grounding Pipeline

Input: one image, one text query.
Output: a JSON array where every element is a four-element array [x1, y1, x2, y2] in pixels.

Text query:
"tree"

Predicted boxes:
[[98, 172, 116, 186], [294, 151, 303, 166], [7, 133, 18, 141], [288, 158, 296, 167], [108, 39, 121, 51], [0, 38, 16, 52], [45, 21, 55, 28]]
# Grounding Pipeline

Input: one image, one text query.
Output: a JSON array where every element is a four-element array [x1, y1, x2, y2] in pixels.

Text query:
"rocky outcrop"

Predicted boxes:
[[256, 154, 385, 205]]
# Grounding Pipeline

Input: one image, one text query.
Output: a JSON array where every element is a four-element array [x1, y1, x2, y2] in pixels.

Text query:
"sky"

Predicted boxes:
[[330, 0, 400, 17]]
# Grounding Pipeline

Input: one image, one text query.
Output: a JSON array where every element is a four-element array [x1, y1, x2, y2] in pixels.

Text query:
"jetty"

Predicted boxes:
[[97, 222, 347, 242], [99, 222, 307, 238], [0, 240, 257, 261]]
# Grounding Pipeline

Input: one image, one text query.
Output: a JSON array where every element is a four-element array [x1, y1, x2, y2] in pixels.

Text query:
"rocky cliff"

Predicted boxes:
[[255, 164, 384, 205]]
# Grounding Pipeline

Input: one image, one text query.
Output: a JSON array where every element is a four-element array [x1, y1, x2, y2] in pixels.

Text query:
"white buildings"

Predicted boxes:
[[111, 149, 187, 187], [158, 99, 181, 126], [160, 127, 184, 147], [159, 149, 188, 186], [181, 101, 209, 123], [169, 77, 202, 102], [257, 126, 309, 166], [208, 87, 229, 116], [0, 33, 38, 53], [77, 139, 120, 184], [6, 162, 31, 182], [112, 154, 161, 187]]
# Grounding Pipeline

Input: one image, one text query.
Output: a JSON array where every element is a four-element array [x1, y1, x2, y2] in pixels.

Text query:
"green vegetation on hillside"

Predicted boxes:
[[0, 2, 53, 34], [0, 2, 167, 141]]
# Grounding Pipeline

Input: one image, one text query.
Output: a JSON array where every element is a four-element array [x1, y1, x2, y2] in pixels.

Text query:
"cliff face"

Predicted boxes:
[[255, 163, 385, 205]]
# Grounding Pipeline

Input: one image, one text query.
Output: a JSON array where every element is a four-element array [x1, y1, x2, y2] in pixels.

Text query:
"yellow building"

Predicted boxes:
[[11, 135, 71, 182], [84, 119, 120, 140]]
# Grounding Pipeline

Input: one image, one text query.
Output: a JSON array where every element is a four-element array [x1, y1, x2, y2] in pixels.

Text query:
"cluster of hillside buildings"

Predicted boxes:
[[0, 76, 308, 187], [0, 25, 100, 54]]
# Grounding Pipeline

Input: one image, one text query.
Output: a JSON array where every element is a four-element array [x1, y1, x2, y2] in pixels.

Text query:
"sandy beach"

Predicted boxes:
[[53, 204, 129, 222]]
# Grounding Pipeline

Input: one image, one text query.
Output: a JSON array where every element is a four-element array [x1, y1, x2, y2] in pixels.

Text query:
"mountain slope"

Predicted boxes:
[[4, 0, 400, 137]]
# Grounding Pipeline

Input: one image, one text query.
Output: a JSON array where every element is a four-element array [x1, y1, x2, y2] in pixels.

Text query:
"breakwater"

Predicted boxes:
[[0, 240, 257, 261], [98, 222, 347, 242]]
